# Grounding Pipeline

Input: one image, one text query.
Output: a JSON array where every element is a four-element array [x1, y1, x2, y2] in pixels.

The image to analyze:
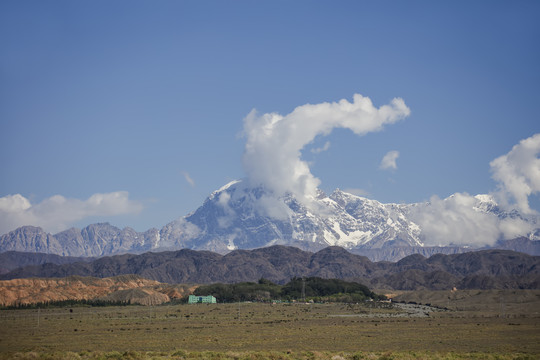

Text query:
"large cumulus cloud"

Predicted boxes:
[[490, 133, 540, 215], [239, 94, 539, 247], [410, 193, 535, 247], [411, 133, 540, 246], [242, 94, 410, 209]]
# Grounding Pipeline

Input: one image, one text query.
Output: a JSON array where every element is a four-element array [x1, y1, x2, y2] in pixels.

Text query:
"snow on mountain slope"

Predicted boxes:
[[155, 180, 539, 253], [2, 180, 538, 257], [156, 180, 425, 253]]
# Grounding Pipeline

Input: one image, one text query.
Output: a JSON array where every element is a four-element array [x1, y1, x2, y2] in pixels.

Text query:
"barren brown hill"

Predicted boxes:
[[0, 251, 91, 275], [0, 274, 195, 307], [1, 246, 538, 290]]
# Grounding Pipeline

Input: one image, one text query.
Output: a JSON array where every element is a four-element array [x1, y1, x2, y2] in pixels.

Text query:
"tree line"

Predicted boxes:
[[193, 277, 386, 303], [2, 298, 130, 310]]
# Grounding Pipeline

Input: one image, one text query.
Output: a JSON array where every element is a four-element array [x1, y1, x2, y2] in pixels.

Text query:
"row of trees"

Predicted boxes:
[[193, 277, 386, 303], [2, 298, 130, 310]]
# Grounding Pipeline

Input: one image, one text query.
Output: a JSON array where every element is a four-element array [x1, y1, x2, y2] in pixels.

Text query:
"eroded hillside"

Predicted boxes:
[[0, 274, 195, 306]]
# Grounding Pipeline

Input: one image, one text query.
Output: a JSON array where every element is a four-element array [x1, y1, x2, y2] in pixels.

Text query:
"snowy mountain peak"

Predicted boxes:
[[473, 194, 499, 212], [152, 181, 428, 253], [153, 182, 540, 254], [2, 182, 538, 257], [208, 179, 243, 200]]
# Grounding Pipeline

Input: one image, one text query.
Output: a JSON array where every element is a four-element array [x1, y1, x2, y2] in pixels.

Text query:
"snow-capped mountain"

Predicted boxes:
[[154, 180, 539, 253], [154, 180, 422, 254], [1, 180, 539, 259]]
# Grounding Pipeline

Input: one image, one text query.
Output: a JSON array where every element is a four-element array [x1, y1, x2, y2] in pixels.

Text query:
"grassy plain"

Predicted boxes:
[[0, 290, 539, 359]]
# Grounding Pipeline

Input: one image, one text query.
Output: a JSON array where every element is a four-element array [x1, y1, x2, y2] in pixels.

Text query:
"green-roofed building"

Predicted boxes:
[[188, 295, 217, 304]]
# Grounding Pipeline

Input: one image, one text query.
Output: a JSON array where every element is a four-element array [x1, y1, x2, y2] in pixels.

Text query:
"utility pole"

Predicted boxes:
[[301, 277, 306, 302]]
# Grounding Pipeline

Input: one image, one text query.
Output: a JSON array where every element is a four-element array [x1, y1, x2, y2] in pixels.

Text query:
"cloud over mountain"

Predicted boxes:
[[490, 133, 540, 215], [241, 94, 410, 213], [237, 95, 538, 247], [411, 193, 506, 247], [410, 133, 540, 246], [0, 192, 143, 234]]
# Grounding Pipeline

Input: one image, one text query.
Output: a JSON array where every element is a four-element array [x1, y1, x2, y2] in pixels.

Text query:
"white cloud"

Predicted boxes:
[[242, 94, 410, 215], [311, 141, 331, 154], [217, 191, 236, 228], [490, 133, 540, 214], [0, 192, 143, 235], [407, 134, 540, 246], [411, 193, 501, 247], [0, 194, 32, 212], [379, 150, 400, 170], [182, 171, 195, 187], [254, 194, 292, 221], [498, 216, 535, 239], [410, 192, 536, 247]]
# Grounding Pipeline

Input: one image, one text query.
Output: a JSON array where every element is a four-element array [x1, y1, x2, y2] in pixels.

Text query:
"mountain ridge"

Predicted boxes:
[[1, 245, 538, 291], [1, 181, 539, 261]]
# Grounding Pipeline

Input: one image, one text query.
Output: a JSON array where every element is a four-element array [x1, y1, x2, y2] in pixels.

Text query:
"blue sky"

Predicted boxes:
[[1, 0, 539, 234]]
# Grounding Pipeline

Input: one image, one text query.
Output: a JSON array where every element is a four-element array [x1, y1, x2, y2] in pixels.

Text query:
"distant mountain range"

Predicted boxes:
[[1, 180, 539, 261], [1, 246, 538, 291]]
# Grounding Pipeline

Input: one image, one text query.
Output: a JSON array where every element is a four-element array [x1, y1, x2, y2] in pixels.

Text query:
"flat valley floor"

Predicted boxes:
[[0, 290, 539, 359]]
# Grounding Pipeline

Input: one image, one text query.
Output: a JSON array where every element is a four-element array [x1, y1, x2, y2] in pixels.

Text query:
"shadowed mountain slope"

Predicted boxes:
[[1, 246, 538, 290], [0, 251, 92, 275]]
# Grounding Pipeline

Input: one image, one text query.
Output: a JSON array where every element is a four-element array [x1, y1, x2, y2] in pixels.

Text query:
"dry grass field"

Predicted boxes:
[[0, 290, 539, 359]]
